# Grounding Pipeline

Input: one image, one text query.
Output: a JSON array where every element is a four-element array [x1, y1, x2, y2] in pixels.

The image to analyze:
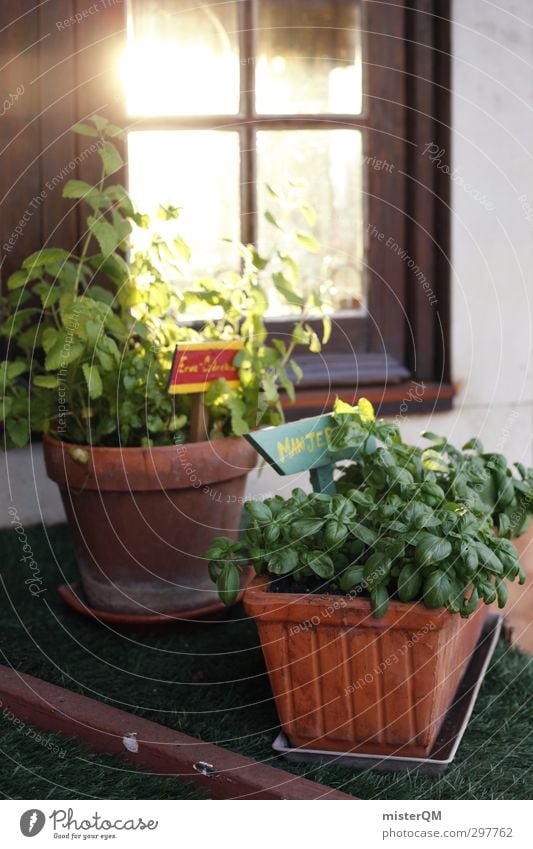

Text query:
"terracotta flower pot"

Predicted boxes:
[[494, 525, 533, 652], [244, 576, 487, 757], [43, 434, 257, 615]]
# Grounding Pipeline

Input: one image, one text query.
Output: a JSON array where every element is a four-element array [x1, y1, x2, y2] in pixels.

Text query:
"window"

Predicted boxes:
[[122, 0, 365, 317], [0, 0, 452, 415]]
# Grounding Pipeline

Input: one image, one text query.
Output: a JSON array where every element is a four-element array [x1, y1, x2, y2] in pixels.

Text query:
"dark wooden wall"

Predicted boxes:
[[0, 0, 452, 411], [0, 0, 125, 286]]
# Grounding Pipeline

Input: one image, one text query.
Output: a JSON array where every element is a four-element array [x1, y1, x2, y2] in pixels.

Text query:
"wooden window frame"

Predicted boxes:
[[0, 0, 452, 418]]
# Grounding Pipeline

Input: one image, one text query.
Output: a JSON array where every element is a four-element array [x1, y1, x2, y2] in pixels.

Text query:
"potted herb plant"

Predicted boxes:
[[0, 115, 330, 619], [207, 399, 531, 755]]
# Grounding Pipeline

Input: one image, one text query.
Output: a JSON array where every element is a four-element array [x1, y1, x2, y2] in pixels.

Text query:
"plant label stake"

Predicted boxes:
[[168, 341, 243, 442], [245, 414, 359, 494]]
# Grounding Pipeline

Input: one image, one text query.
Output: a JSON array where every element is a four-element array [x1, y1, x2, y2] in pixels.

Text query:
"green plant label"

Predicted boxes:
[[245, 414, 355, 477]]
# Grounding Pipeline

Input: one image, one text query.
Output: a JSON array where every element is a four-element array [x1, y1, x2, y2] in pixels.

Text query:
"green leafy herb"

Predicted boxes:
[[206, 398, 531, 616], [0, 116, 330, 449]]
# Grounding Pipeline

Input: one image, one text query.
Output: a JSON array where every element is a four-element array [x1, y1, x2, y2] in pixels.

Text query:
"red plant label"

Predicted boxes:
[[168, 341, 243, 394]]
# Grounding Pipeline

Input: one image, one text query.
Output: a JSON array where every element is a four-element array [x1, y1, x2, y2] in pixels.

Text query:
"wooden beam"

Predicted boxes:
[[0, 666, 355, 800], [281, 381, 455, 419]]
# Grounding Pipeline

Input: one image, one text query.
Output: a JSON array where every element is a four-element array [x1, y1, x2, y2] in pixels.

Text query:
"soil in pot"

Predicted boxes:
[[244, 577, 487, 758], [44, 435, 257, 616]]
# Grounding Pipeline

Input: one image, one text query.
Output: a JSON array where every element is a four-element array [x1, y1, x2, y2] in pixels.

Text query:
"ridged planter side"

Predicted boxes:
[[43, 435, 257, 615], [498, 526, 533, 652], [244, 577, 487, 757]]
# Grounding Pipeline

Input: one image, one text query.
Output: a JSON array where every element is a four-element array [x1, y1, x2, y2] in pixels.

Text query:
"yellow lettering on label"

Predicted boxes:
[[291, 436, 306, 456], [177, 355, 200, 375], [210, 361, 229, 374], [305, 432, 316, 451], [277, 437, 291, 464], [324, 426, 333, 445], [316, 430, 324, 448], [278, 435, 307, 464]]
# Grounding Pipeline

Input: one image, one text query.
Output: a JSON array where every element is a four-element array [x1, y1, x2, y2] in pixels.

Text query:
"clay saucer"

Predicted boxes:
[[57, 570, 253, 631]]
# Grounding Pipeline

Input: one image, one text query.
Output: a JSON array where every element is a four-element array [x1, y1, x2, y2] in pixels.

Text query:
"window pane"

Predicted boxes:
[[257, 130, 364, 314], [123, 0, 240, 116], [256, 0, 362, 115], [128, 131, 240, 276]]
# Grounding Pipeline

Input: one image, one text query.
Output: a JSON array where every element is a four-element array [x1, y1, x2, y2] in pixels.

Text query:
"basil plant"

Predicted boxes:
[[207, 398, 532, 617]]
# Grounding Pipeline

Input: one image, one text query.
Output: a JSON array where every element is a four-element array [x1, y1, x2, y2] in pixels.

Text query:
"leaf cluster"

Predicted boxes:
[[1, 117, 330, 448], [207, 398, 531, 615]]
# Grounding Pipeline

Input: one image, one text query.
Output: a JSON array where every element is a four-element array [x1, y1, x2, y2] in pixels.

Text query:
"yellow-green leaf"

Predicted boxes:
[[71, 122, 99, 137], [22, 248, 70, 269], [88, 216, 120, 258], [42, 327, 59, 354], [322, 315, 332, 345], [357, 397, 375, 423], [6, 417, 29, 448], [33, 375, 58, 388], [0, 396, 13, 422], [296, 231, 320, 252], [82, 363, 103, 399], [63, 179, 96, 199], [45, 333, 84, 370], [98, 140, 124, 176], [334, 397, 357, 415], [306, 325, 321, 353], [7, 271, 29, 290]]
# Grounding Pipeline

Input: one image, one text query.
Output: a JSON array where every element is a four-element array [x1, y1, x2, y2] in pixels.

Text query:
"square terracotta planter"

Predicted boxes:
[[244, 577, 487, 757]]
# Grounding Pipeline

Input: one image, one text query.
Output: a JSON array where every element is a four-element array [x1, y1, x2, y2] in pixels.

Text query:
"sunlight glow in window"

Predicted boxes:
[[122, 1, 365, 315], [128, 131, 240, 277], [120, 41, 239, 116], [121, 0, 240, 116]]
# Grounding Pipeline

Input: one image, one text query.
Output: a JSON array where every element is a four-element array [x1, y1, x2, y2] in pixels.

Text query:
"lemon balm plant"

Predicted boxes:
[[1, 118, 330, 449], [206, 399, 532, 756], [0, 115, 330, 618]]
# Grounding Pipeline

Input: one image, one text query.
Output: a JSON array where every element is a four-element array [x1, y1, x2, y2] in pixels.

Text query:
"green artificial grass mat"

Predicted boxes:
[[0, 723, 208, 800], [0, 523, 532, 800]]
